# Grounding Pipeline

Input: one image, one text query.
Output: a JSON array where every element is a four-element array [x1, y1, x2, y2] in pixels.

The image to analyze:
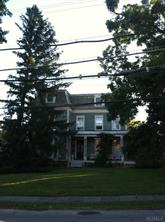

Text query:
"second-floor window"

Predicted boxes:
[[95, 115, 103, 130], [112, 117, 121, 130], [76, 115, 85, 131]]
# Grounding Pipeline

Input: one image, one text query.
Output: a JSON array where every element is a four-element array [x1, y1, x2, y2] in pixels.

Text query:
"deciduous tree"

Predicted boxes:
[[100, 0, 165, 166]]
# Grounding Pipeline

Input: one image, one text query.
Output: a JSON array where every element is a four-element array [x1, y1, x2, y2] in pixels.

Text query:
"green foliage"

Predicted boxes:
[[95, 133, 113, 167], [123, 120, 141, 161], [123, 123, 163, 167], [100, 0, 165, 162], [105, 0, 119, 12], [1, 5, 69, 171], [101, 0, 165, 123], [0, 0, 12, 43]]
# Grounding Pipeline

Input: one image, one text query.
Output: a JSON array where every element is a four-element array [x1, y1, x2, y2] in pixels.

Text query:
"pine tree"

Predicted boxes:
[[2, 5, 69, 170], [0, 0, 12, 43]]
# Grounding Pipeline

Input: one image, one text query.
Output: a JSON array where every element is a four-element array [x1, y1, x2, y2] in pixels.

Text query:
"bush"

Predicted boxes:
[[124, 123, 163, 168], [95, 133, 113, 167]]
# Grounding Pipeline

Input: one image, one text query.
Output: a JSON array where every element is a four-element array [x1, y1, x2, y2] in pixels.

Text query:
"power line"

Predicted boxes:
[[11, 0, 105, 14], [41, 0, 104, 7], [0, 96, 164, 110], [0, 34, 135, 52], [43, 3, 104, 13], [0, 47, 164, 73], [0, 65, 164, 84]]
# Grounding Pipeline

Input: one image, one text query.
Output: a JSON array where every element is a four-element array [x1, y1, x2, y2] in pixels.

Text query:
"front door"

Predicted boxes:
[[76, 138, 84, 160]]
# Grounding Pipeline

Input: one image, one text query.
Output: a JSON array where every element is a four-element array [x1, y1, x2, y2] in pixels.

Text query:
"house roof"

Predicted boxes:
[[69, 93, 105, 110], [55, 90, 70, 105], [46, 89, 105, 110]]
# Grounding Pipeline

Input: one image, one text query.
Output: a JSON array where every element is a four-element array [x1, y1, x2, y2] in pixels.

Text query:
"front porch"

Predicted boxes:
[[68, 134, 124, 167]]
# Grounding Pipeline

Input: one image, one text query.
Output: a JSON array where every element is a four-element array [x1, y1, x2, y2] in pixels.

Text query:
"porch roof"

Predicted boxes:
[[75, 130, 127, 137]]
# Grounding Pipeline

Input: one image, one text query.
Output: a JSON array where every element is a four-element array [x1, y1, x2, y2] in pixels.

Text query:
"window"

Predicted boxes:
[[94, 95, 104, 107], [45, 94, 56, 103], [76, 116, 85, 131], [95, 115, 103, 130], [112, 117, 121, 130]]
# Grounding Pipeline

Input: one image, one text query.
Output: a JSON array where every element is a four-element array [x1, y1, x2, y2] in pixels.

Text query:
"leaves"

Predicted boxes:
[[100, 0, 165, 166], [105, 0, 120, 12]]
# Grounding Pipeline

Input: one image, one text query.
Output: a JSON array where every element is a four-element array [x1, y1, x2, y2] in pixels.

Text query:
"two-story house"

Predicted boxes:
[[45, 89, 128, 166]]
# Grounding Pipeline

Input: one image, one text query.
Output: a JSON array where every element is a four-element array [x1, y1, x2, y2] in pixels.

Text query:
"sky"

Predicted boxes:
[[0, 0, 147, 121]]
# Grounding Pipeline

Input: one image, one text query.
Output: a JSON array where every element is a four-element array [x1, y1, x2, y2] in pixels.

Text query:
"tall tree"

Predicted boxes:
[[99, 0, 165, 166], [1, 5, 69, 169], [0, 0, 11, 43], [7, 5, 66, 124]]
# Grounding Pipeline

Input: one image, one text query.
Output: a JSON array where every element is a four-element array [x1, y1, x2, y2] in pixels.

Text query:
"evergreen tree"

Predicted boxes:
[[1, 5, 69, 170], [100, 0, 165, 167], [0, 0, 11, 43]]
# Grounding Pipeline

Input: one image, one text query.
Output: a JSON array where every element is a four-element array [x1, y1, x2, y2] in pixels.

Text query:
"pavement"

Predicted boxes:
[[0, 209, 165, 222], [0, 195, 165, 203]]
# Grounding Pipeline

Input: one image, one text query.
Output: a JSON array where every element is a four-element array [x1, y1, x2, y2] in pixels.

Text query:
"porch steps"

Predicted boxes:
[[70, 160, 84, 167]]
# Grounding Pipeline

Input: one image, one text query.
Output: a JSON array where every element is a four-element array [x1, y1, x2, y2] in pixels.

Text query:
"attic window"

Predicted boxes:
[[45, 94, 56, 103], [94, 95, 104, 107]]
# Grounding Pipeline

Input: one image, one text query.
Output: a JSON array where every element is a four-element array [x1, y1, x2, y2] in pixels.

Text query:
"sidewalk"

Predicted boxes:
[[0, 195, 165, 203]]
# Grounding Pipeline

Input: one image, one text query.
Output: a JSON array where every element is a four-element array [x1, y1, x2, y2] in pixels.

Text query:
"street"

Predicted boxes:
[[0, 209, 164, 222]]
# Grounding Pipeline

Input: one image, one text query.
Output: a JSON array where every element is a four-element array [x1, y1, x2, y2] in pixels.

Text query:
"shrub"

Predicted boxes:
[[95, 133, 113, 167], [124, 123, 163, 168]]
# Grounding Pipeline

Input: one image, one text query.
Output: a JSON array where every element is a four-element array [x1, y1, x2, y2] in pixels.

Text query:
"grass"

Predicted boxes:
[[0, 168, 165, 196], [0, 201, 165, 210]]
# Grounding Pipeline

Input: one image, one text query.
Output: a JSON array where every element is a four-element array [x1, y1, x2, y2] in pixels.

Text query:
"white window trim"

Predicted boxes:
[[45, 94, 56, 103], [76, 115, 85, 131], [95, 115, 104, 130], [94, 95, 104, 107]]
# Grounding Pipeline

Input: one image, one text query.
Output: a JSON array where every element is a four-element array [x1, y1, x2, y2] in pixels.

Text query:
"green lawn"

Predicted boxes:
[[0, 168, 165, 196]]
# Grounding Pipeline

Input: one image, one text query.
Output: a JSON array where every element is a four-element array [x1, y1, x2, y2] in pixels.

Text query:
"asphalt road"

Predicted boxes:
[[0, 209, 165, 222]]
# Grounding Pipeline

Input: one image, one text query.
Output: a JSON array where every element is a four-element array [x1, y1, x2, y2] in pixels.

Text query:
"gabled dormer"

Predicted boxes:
[[45, 93, 56, 103], [94, 94, 104, 107]]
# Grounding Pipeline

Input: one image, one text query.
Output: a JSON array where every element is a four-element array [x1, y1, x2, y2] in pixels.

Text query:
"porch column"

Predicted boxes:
[[83, 136, 87, 161], [66, 136, 72, 167], [120, 135, 125, 163], [120, 135, 124, 147], [67, 136, 71, 161]]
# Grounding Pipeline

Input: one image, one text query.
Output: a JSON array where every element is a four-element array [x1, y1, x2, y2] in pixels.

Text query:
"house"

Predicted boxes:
[[45, 89, 128, 166]]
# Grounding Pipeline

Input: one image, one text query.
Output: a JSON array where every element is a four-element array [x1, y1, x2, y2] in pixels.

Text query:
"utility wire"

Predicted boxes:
[[11, 0, 105, 14], [40, 3, 104, 13], [0, 96, 164, 110], [0, 47, 164, 73], [41, 0, 104, 7], [0, 65, 164, 84], [0, 34, 135, 52]]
